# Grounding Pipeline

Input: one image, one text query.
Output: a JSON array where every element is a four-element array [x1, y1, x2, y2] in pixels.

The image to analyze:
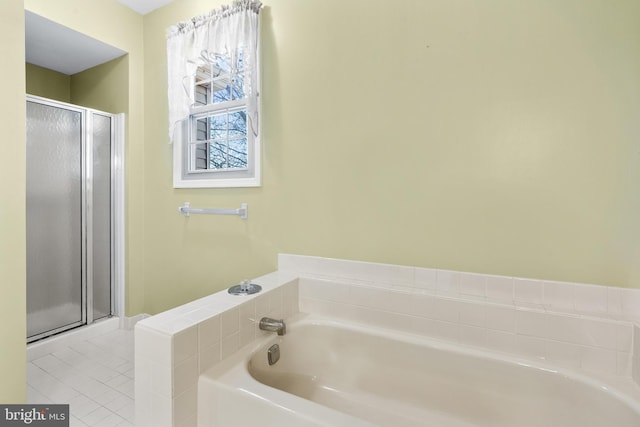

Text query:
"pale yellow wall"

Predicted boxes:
[[25, 63, 71, 102], [25, 0, 146, 315], [0, 0, 26, 403], [25, 56, 128, 142], [71, 55, 129, 114], [14, 0, 640, 323], [2, 0, 638, 404], [26, 56, 128, 112], [141, 0, 640, 314], [2, 4, 136, 401], [143, 0, 274, 313]]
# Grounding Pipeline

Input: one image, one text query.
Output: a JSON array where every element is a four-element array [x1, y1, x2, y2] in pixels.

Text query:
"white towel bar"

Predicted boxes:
[[178, 202, 248, 219]]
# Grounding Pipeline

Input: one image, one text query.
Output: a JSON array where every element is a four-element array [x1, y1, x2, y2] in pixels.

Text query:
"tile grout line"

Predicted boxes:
[[27, 329, 135, 427]]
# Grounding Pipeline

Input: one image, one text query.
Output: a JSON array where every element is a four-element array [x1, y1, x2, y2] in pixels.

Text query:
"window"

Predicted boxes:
[[180, 49, 260, 187], [168, 1, 262, 188]]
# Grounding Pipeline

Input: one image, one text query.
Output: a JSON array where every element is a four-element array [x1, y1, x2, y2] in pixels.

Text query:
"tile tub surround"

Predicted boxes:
[[136, 254, 640, 426], [134, 272, 299, 427], [634, 325, 640, 385], [279, 254, 640, 380]]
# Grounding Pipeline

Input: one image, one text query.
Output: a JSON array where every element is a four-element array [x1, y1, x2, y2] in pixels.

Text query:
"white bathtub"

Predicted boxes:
[[198, 313, 640, 427]]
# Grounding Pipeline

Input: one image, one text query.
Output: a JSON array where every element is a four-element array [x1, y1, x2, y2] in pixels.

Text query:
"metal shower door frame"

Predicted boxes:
[[26, 95, 124, 342]]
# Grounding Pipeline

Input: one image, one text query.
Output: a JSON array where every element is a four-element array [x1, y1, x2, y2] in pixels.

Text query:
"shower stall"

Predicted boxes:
[[26, 95, 124, 343]]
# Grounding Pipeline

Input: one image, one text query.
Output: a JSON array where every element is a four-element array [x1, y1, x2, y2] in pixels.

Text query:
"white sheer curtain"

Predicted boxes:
[[166, 0, 262, 142]]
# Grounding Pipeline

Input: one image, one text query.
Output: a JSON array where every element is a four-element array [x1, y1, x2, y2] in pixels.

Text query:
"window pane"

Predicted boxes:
[[210, 113, 227, 140], [232, 48, 245, 100], [228, 111, 246, 137], [195, 65, 211, 83], [195, 117, 208, 141], [207, 53, 230, 104], [214, 54, 232, 74], [236, 48, 245, 73], [231, 75, 245, 100], [209, 141, 227, 169], [191, 142, 209, 170], [195, 83, 209, 106], [212, 85, 231, 103], [228, 138, 247, 168], [195, 50, 248, 105], [189, 108, 249, 172]]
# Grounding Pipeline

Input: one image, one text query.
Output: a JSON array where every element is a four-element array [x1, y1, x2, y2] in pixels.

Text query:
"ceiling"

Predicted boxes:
[[116, 0, 175, 15], [25, 0, 175, 75]]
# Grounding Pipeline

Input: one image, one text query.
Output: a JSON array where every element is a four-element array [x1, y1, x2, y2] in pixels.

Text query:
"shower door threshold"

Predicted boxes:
[[27, 320, 86, 344]]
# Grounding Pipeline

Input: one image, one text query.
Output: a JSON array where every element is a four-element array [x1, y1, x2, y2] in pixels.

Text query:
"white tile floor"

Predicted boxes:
[[27, 328, 135, 427]]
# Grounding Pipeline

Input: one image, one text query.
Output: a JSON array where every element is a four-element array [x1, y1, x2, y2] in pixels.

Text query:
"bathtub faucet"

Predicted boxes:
[[259, 317, 286, 336]]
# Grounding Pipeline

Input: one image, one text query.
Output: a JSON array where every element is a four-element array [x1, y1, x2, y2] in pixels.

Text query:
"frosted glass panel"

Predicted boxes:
[[26, 101, 83, 339], [92, 113, 112, 320]]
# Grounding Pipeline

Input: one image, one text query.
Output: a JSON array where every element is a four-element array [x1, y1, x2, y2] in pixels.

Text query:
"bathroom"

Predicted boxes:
[[2, 0, 640, 425]]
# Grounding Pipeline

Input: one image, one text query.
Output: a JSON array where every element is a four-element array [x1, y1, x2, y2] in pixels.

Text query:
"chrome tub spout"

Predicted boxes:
[[259, 317, 286, 336]]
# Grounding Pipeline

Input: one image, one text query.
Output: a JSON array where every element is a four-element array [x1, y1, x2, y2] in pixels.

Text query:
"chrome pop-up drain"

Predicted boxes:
[[228, 280, 262, 295]]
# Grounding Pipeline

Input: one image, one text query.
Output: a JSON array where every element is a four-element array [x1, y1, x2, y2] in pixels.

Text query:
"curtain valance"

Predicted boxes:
[[166, 0, 262, 142]]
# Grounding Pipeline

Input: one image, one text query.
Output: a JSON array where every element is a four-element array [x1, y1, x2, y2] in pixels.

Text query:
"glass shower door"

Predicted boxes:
[[90, 112, 112, 321], [26, 98, 115, 342], [26, 101, 84, 339]]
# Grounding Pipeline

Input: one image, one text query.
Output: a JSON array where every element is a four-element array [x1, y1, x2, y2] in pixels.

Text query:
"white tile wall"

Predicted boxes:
[[297, 276, 634, 376], [280, 254, 640, 379], [633, 325, 640, 385], [136, 254, 640, 426], [280, 254, 640, 322], [134, 272, 299, 427]]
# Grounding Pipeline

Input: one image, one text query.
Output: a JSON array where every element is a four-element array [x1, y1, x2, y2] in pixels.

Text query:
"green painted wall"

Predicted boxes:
[[141, 0, 640, 314], [0, 0, 26, 404], [25, 63, 71, 102]]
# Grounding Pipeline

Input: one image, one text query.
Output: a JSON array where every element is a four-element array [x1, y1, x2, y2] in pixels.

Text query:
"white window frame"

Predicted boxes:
[[173, 94, 261, 188], [172, 18, 261, 189]]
